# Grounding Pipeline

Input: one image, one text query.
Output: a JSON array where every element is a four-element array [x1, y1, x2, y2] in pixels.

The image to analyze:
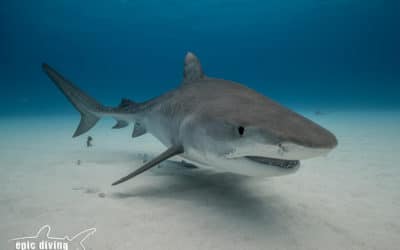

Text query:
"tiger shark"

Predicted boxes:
[[42, 52, 337, 186]]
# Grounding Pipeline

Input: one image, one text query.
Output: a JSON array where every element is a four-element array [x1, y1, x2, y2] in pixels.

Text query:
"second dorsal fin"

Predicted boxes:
[[112, 120, 129, 129], [118, 98, 137, 108]]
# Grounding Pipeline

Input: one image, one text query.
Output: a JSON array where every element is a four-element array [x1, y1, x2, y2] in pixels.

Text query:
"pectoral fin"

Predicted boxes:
[[112, 145, 184, 186]]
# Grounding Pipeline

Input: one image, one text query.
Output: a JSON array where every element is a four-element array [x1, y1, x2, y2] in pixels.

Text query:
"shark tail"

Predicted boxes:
[[43, 63, 112, 137]]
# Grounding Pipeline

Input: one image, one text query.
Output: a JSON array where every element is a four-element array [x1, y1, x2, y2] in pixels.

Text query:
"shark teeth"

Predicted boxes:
[[245, 156, 300, 169]]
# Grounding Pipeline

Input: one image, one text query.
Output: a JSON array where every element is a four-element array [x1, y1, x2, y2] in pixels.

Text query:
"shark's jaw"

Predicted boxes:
[[180, 147, 302, 177], [245, 156, 300, 169], [179, 137, 336, 177], [224, 142, 333, 161], [216, 142, 332, 176], [217, 154, 301, 177], [223, 154, 301, 176]]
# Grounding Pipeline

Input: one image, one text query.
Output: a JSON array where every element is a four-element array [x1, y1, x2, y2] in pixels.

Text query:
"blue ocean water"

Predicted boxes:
[[0, 0, 398, 115]]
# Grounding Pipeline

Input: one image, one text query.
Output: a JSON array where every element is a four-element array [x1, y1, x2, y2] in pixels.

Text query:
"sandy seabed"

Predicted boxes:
[[0, 111, 399, 250]]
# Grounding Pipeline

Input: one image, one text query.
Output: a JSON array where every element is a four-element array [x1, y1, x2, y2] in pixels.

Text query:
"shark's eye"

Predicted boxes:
[[238, 126, 245, 136]]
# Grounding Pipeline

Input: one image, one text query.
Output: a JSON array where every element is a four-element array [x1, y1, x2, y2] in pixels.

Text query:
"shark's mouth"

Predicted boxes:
[[245, 156, 300, 169]]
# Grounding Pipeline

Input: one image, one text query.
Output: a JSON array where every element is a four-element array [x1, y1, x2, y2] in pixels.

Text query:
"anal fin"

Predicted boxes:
[[132, 122, 146, 137]]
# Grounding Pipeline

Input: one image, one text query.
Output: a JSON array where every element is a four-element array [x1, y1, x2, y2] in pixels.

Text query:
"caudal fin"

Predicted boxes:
[[42, 63, 104, 137]]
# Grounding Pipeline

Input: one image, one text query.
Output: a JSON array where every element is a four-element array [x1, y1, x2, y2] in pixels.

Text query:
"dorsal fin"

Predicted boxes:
[[183, 52, 205, 84]]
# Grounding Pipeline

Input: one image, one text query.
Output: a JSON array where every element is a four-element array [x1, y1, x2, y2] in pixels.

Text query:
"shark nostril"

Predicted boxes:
[[278, 143, 289, 154]]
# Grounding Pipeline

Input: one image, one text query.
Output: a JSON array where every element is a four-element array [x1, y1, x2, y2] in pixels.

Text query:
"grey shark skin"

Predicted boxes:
[[42, 52, 337, 185]]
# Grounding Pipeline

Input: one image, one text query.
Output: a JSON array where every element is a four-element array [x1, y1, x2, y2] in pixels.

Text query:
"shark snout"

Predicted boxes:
[[307, 127, 338, 149], [277, 126, 337, 160], [276, 118, 338, 150], [323, 130, 338, 149], [259, 116, 338, 160]]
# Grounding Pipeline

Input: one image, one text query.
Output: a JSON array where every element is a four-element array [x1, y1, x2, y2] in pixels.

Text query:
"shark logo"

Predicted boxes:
[[9, 225, 96, 250]]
